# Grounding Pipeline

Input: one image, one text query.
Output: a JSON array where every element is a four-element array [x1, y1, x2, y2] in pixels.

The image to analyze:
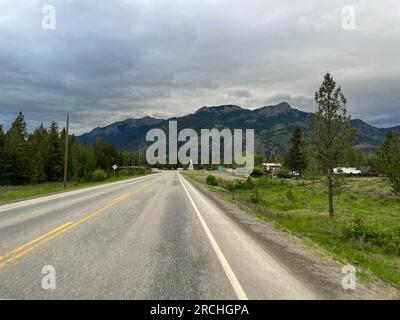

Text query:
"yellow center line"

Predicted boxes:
[[0, 224, 76, 268], [0, 178, 157, 269], [73, 192, 133, 225], [0, 222, 73, 262]]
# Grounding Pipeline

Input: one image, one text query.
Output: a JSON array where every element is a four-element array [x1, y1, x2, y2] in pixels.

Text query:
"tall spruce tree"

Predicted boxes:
[[71, 141, 97, 181], [45, 121, 63, 181], [0, 125, 5, 183], [285, 126, 307, 175], [311, 73, 355, 218], [28, 124, 49, 183], [94, 138, 120, 172], [376, 132, 400, 195], [4, 112, 32, 184]]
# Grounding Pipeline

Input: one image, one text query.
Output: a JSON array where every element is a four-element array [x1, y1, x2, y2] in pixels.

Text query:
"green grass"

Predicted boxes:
[[0, 174, 149, 205], [184, 171, 400, 288]]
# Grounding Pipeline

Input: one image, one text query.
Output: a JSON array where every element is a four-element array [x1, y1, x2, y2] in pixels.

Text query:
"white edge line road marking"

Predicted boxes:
[[0, 174, 158, 213], [177, 173, 249, 300]]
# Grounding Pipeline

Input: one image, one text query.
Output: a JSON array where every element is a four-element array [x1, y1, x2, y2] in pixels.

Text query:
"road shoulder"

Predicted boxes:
[[182, 174, 399, 300], [0, 174, 154, 206]]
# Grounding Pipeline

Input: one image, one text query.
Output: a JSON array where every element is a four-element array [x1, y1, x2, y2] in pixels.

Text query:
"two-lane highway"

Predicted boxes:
[[0, 171, 317, 299]]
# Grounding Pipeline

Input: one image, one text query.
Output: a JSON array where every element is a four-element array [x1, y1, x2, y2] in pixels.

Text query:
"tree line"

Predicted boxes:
[[0, 112, 146, 185]]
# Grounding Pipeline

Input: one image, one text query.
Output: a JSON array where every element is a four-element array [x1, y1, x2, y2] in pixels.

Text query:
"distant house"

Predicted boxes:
[[263, 163, 282, 175], [358, 166, 375, 176], [333, 167, 362, 175], [333, 166, 376, 177]]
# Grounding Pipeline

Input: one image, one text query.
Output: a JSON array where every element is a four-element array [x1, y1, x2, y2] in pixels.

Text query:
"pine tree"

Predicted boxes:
[[45, 121, 63, 181], [0, 125, 4, 148], [376, 132, 400, 195], [28, 124, 49, 183], [341, 145, 366, 167], [83, 144, 97, 180], [4, 112, 32, 184], [0, 125, 6, 184], [94, 138, 119, 172], [285, 126, 307, 175], [122, 150, 132, 167], [310, 73, 355, 218], [94, 138, 108, 170], [303, 155, 320, 185]]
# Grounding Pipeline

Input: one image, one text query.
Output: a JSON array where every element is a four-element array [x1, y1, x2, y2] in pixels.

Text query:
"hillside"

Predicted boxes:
[[77, 103, 399, 157]]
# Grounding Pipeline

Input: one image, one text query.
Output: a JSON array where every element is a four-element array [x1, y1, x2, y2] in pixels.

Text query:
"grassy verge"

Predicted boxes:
[[184, 171, 400, 288], [0, 173, 150, 205]]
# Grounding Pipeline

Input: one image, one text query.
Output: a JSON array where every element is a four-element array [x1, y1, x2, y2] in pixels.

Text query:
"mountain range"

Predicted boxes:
[[77, 102, 400, 157]]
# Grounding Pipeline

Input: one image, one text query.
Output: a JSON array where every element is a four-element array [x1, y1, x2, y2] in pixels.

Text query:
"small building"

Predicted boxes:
[[358, 166, 375, 176], [333, 167, 362, 175], [263, 163, 282, 175]]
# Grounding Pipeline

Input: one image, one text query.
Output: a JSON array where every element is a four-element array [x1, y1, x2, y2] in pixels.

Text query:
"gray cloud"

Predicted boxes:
[[0, 0, 399, 134]]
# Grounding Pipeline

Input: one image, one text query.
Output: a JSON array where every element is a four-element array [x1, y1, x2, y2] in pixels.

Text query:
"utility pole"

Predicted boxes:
[[63, 112, 69, 189]]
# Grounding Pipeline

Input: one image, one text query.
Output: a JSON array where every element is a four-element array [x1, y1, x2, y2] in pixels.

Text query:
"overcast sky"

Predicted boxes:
[[0, 0, 399, 134]]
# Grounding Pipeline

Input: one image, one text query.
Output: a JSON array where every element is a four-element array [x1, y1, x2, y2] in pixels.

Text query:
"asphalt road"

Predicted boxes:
[[0, 171, 318, 300]]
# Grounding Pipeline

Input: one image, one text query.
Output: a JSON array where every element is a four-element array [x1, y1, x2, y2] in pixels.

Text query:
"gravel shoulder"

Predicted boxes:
[[185, 176, 400, 300]]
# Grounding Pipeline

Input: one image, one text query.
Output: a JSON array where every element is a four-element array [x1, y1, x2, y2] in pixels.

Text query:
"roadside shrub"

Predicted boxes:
[[234, 180, 245, 189], [227, 181, 237, 191], [83, 170, 93, 182], [206, 175, 218, 186], [218, 178, 256, 191], [343, 216, 400, 255], [119, 170, 130, 177], [277, 168, 291, 179], [250, 188, 262, 204], [218, 179, 235, 191], [251, 168, 264, 178], [92, 169, 107, 182], [133, 167, 147, 175]]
